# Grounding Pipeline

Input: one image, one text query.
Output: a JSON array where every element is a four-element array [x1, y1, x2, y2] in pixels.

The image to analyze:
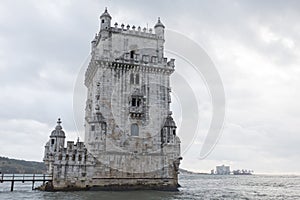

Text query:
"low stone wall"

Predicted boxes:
[[40, 177, 179, 191]]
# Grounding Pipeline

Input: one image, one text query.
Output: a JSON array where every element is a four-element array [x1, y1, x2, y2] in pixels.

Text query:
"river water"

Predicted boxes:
[[1, 174, 300, 199]]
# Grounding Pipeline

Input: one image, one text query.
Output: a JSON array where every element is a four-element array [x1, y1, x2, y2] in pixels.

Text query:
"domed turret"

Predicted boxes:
[[50, 118, 65, 137], [154, 17, 165, 39], [49, 118, 66, 152], [161, 113, 177, 144], [100, 7, 111, 19], [154, 17, 165, 29], [100, 7, 111, 34], [164, 114, 177, 128]]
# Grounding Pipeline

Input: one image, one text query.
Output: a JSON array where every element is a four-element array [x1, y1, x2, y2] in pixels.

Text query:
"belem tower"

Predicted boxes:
[[42, 8, 182, 191]]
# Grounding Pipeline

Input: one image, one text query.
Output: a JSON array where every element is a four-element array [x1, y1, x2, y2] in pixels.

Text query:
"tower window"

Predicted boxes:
[[142, 55, 149, 63], [135, 74, 139, 84], [130, 50, 135, 59], [166, 129, 171, 143], [134, 54, 139, 61], [130, 73, 134, 84], [132, 98, 136, 106], [151, 56, 157, 63], [51, 139, 55, 145], [131, 97, 142, 107], [101, 123, 107, 132], [131, 124, 139, 136], [137, 98, 141, 107], [91, 125, 95, 131], [102, 19, 105, 23]]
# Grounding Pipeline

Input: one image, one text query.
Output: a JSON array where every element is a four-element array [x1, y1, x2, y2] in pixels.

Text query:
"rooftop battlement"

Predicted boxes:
[[90, 8, 167, 68], [110, 24, 158, 39], [97, 8, 164, 40], [91, 24, 161, 46]]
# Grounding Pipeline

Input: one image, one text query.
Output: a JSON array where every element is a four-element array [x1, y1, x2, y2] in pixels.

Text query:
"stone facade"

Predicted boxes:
[[43, 8, 182, 191]]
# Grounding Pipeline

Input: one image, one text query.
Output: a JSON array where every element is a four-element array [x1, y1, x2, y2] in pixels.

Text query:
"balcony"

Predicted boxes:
[[129, 106, 144, 118]]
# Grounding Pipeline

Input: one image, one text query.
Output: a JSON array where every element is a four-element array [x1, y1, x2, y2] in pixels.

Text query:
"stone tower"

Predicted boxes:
[[43, 8, 181, 191]]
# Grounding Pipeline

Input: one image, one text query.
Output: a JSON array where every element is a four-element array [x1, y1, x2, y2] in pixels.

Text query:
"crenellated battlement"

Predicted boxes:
[[91, 24, 160, 47], [110, 24, 159, 39], [90, 9, 167, 69]]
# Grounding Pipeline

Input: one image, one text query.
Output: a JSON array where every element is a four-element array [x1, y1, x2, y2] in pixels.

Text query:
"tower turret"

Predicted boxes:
[[99, 7, 111, 38], [154, 17, 165, 39], [49, 118, 66, 152], [161, 112, 177, 145]]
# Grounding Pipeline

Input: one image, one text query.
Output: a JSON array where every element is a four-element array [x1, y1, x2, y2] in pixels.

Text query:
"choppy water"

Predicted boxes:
[[1, 174, 300, 199]]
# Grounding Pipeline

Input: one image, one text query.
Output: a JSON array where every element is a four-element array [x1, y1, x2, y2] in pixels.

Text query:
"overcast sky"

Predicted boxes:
[[1, 0, 300, 174]]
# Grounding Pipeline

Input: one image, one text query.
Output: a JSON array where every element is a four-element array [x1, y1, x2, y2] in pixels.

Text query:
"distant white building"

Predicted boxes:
[[216, 165, 230, 175]]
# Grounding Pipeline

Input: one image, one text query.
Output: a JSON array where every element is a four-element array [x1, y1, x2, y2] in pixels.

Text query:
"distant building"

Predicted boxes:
[[42, 8, 182, 191], [216, 165, 230, 175]]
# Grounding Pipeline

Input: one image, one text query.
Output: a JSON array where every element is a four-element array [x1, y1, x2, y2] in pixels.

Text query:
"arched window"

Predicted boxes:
[[135, 74, 139, 84], [130, 73, 134, 84], [131, 123, 139, 136]]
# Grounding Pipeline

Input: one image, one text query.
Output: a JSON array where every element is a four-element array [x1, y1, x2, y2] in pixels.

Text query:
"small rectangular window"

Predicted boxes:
[[131, 124, 139, 136], [132, 98, 136, 106], [142, 55, 149, 63], [91, 125, 95, 131], [135, 74, 139, 84], [130, 50, 135, 59], [134, 54, 139, 61], [151, 56, 157, 63], [130, 73, 134, 84], [137, 98, 141, 107]]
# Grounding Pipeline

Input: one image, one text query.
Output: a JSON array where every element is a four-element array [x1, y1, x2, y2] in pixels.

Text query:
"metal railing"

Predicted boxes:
[[0, 173, 52, 191]]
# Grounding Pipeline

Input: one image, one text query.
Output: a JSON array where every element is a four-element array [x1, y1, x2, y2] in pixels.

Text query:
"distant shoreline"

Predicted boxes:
[[1, 156, 299, 176]]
